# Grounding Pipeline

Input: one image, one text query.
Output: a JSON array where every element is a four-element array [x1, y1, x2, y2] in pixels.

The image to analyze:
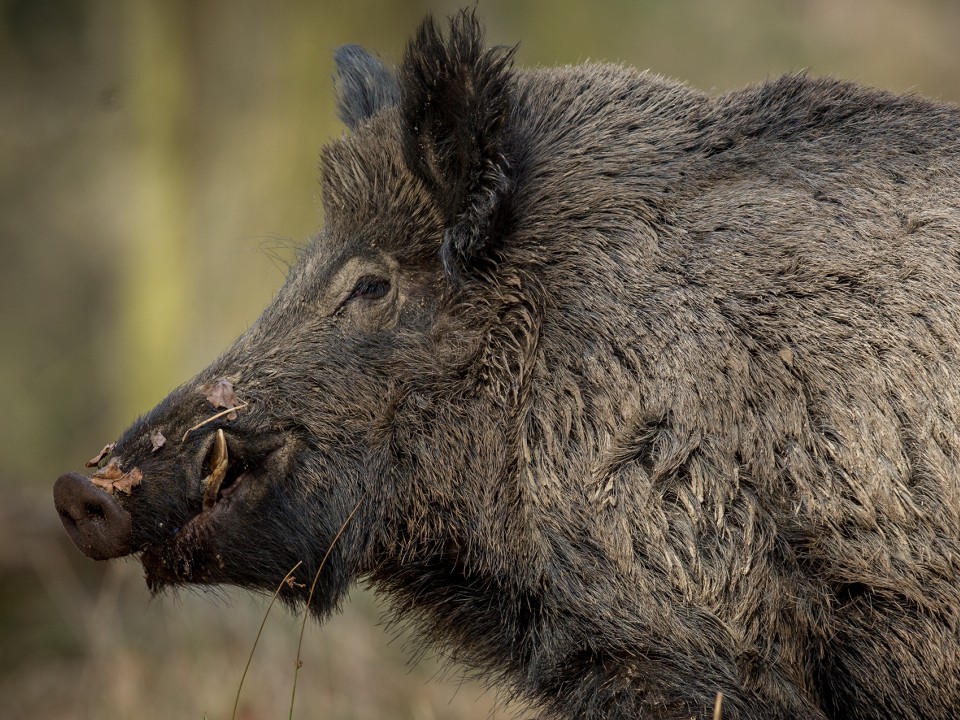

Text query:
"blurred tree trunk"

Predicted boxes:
[[118, 0, 190, 416]]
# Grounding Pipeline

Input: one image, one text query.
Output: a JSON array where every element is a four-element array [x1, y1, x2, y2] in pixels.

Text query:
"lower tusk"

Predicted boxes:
[[202, 429, 229, 509]]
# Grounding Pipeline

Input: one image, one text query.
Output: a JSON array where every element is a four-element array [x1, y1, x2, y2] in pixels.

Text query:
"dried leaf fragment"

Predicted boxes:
[[111, 467, 144, 495], [150, 429, 166, 452], [284, 574, 304, 589], [197, 378, 241, 420], [90, 458, 143, 495], [91, 457, 123, 481], [85, 442, 116, 468]]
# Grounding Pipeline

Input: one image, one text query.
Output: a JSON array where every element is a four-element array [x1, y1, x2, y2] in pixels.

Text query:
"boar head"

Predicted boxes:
[[54, 13, 534, 621]]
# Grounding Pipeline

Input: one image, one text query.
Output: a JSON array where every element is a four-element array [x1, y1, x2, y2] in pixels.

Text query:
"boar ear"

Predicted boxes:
[[334, 45, 399, 129], [399, 11, 516, 281]]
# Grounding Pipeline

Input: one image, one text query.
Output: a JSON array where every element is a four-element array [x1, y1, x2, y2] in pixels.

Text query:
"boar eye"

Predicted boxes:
[[348, 276, 391, 302]]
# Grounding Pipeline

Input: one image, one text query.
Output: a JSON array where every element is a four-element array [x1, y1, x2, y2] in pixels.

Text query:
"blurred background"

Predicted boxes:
[[3, 0, 959, 718]]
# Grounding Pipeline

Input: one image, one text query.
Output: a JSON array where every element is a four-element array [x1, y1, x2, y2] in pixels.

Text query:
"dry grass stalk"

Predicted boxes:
[[231, 560, 304, 720], [289, 495, 366, 719], [181, 403, 249, 443]]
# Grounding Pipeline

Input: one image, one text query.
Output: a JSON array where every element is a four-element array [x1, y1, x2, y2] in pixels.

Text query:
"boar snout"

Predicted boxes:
[[54, 472, 134, 560]]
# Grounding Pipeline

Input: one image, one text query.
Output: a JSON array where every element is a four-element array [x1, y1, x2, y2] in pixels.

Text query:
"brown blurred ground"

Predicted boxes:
[[2, 0, 959, 718]]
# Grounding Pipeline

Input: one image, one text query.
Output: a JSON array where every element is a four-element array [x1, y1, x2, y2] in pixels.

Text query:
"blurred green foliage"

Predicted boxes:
[[2, 0, 958, 717]]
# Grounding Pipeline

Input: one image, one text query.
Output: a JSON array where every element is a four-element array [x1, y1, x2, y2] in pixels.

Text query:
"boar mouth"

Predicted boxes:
[[140, 430, 288, 589]]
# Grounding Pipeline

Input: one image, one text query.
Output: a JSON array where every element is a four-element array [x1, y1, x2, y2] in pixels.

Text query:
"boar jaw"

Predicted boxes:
[[139, 431, 289, 590]]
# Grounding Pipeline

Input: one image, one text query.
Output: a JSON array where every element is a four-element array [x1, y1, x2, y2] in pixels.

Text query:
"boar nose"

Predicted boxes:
[[53, 472, 134, 560]]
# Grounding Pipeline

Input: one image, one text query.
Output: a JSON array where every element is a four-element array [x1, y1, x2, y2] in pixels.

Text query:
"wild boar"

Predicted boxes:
[[53, 11, 960, 720]]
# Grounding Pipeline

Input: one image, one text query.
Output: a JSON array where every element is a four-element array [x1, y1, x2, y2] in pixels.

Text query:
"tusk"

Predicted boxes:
[[202, 429, 229, 510]]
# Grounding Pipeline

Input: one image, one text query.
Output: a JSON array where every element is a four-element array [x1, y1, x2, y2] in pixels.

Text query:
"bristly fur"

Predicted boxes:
[[333, 45, 399, 128], [399, 9, 517, 281]]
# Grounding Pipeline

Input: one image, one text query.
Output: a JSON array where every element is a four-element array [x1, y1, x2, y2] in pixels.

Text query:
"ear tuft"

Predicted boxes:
[[399, 11, 517, 281], [334, 45, 399, 128]]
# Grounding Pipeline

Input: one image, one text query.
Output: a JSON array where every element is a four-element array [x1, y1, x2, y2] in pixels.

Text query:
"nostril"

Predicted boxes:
[[57, 506, 78, 530], [84, 502, 107, 521]]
